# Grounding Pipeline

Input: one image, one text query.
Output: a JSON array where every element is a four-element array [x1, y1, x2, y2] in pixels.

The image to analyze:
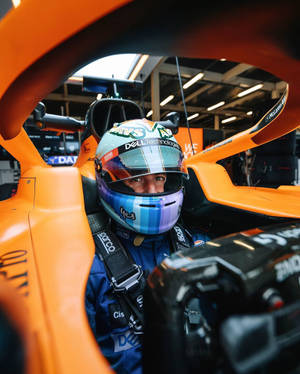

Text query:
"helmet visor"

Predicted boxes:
[[99, 138, 187, 182]]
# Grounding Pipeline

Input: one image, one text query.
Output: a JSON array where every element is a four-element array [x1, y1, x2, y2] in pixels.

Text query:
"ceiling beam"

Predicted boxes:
[[221, 63, 253, 82], [137, 56, 167, 81], [178, 84, 212, 105], [221, 91, 265, 109], [141, 101, 248, 118], [158, 63, 284, 92], [45, 89, 267, 120]]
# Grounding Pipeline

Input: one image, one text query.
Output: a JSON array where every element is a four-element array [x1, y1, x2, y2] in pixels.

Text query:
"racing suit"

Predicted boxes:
[[85, 224, 209, 374]]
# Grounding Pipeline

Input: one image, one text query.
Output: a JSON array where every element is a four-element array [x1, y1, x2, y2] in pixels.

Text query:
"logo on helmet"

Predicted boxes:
[[120, 207, 136, 220], [109, 123, 173, 140]]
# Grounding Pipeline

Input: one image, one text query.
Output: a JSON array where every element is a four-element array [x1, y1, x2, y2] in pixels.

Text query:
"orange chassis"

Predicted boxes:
[[0, 1, 300, 373]]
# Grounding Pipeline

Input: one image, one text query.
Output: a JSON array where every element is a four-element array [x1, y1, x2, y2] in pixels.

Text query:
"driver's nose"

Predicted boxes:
[[144, 180, 158, 194]]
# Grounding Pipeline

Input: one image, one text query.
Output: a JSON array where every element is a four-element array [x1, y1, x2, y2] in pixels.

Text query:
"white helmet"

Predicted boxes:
[[95, 119, 188, 235]]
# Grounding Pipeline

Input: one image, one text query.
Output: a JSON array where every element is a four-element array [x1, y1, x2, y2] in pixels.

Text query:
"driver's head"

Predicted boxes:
[[95, 119, 188, 235]]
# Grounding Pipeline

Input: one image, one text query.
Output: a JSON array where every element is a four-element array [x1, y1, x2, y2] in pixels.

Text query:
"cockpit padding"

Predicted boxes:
[[81, 175, 109, 233]]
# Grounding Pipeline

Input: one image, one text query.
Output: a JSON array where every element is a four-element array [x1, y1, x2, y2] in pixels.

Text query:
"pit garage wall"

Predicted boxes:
[[1, 127, 299, 200]]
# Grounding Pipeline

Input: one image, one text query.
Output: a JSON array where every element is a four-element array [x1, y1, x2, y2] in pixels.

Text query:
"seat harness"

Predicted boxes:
[[89, 213, 193, 335]]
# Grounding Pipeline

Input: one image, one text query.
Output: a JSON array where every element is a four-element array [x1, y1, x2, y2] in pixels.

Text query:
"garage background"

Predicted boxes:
[[0, 55, 299, 200]]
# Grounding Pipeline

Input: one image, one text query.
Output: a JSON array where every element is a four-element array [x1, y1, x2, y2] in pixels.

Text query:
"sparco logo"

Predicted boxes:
[[120, 207, 136, 220], [174, 226, 185, 242], [98, 232, 116, 254]]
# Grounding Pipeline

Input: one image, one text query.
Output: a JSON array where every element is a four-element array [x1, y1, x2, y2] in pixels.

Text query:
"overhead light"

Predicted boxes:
[[146, 110, 153, 118], [222, 116, 237, 124], [220, 58, 226, 61], [237, 83, 263, 98], [12, 0, 21, 7], [160, 95, 174, 106], [183, 72, 204, 89], [128, 54, 149, 80], [67, 76, 83, 83], [207, 101, 225, 111], [97, 93, 103, 100], [247, 111, 253, 116], [187, 113, 199, 121]]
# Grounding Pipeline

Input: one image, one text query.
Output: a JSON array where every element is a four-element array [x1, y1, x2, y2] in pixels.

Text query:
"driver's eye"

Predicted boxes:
[[131, 177, 142, 183], [156, 175, 166, 182]]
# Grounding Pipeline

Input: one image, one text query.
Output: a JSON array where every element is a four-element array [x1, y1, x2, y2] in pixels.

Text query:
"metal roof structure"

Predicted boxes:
[[43, 55, 287, 137]]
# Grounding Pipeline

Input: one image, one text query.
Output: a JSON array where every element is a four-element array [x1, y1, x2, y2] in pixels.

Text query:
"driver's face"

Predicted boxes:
[[124, 173, 166, 193]]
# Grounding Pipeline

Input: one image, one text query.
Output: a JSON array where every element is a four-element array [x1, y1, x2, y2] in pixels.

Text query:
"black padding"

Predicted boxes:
[[182, 168, 208, 216], [81, 175, 99, 215], [81, 175, 109, 234], [87, 211, 109, 235]]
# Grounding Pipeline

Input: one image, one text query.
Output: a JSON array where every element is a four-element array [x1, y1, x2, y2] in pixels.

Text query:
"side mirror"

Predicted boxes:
[[33, 101, 46, 122], [31, 102, 85, 133]]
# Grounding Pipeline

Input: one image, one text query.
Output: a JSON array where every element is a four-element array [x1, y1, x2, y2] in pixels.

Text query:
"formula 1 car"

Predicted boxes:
[[143, 221, 300, 374], [0, 1, 300, 374]]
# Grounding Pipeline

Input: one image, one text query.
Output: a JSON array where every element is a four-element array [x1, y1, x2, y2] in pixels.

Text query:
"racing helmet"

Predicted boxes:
[[95, 118, 188, 235]]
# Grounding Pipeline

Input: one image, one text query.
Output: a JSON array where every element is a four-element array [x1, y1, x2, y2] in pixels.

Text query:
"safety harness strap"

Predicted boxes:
[[169, 223, 194, 253], [94, 230, 140, 286], [92, 222, 193, 334], [93, 228, 144, 334]]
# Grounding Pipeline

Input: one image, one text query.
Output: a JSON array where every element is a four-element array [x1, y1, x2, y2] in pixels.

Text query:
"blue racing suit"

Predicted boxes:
[[85, 224, 210, 374]]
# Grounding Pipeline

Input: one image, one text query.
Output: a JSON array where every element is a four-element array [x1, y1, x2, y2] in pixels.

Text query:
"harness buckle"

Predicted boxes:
[[128, 315, 144, 335], [111, 264, 143, 292]]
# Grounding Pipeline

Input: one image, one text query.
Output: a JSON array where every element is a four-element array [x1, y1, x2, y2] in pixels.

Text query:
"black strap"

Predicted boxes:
[[93, 228, 145, 334], [91, 217, 193, 334], [169, 223, 194, 253]]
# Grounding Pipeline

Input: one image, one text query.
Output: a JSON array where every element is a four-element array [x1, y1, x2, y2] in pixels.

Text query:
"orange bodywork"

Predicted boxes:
[[175, 127, 203, 158], [0, 1, 300, 373], [187, 160, 300, 217], [75, 135, 98, 179], [0, 167, 111, 373], [0, 1, 130, 373]]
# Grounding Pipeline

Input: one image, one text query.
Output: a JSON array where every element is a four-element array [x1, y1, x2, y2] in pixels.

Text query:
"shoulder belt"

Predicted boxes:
[[93, 228, 145, 334], [169, 223, 194, 253], [92, 223, 193, 334]]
